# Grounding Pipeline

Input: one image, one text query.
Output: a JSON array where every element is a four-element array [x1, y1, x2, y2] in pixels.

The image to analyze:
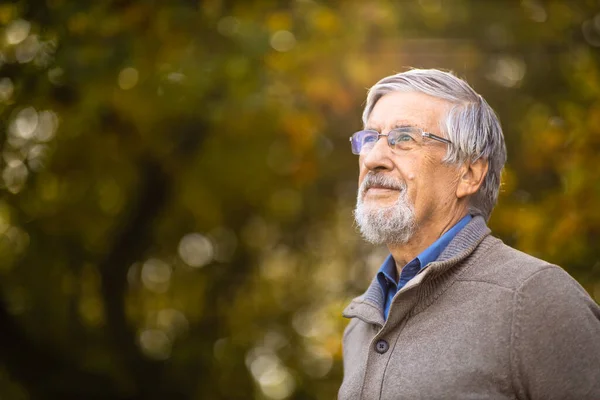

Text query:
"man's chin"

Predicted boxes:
[[354, 200, 416, 245], [362, 195, 398, 210], [360, 200, 398, 213]]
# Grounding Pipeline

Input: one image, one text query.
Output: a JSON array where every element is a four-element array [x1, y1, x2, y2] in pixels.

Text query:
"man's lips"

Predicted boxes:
[[364, 185, 400, 196], [366, 185, 399, 191]]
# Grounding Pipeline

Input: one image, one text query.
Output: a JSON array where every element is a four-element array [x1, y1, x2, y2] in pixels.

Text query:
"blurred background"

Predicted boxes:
[[1, 0, 600, 398]]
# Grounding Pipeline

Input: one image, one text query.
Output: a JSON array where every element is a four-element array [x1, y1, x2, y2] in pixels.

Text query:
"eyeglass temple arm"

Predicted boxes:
[[422, 132, 452, 145]]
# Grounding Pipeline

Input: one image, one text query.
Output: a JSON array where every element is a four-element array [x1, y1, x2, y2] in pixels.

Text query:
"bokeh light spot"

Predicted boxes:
[[178, 233, 213, 268], [139, 329, 172, 360], [2, 160, 28, 194], [35, 110, 59, 142], [5, 19, 30, 45], [11, 107, 39, 140], [487, 56, 526, 88], [141, 258, 171, 293], [259, 365, 295, 400], [270, 30, 296, 52], [15, 35, 40, 63], [246, 347, 296, 400], [118, 67, 139, 90]]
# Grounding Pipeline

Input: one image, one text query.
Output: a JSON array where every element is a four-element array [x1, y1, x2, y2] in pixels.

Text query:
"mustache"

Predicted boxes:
[[359, 173, 406, 197]]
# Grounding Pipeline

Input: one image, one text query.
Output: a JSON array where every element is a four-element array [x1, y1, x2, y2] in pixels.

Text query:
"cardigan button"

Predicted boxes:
[[375, 339, 389, 354]]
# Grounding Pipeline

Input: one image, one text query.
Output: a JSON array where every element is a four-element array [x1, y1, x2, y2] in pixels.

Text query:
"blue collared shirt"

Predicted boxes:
[[376, 215, 472, 320]]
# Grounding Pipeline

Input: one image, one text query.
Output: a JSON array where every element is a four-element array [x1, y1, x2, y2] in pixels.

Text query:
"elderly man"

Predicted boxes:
[[339, 69, 600, 399]]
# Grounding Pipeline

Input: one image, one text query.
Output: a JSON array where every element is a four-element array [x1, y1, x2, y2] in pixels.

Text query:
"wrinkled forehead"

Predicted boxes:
[[365, 91, 452, 133]]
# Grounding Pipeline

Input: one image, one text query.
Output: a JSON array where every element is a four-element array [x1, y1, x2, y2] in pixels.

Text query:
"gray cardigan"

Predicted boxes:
[[339, 216, 600, 399]]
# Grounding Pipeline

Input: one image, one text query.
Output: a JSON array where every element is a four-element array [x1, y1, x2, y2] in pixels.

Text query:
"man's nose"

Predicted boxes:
[[362, 136, 394, 171]]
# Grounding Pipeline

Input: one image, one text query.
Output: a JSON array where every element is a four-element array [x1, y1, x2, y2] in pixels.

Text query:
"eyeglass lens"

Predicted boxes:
[[352, 128, 422, 154]]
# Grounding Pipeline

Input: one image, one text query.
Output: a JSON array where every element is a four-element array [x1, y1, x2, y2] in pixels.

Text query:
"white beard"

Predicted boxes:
[[353, 173, 416, 245]]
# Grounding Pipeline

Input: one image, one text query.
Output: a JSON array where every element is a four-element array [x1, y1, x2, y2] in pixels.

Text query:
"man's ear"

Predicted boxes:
[[456, 158, 488, 199]]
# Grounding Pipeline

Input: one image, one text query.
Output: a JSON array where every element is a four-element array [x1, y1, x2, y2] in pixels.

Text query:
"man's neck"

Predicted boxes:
[[387, 211, 469, 271]]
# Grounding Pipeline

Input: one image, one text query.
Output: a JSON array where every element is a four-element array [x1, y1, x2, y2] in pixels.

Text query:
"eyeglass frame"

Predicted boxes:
[[349, 126, 453, 155]]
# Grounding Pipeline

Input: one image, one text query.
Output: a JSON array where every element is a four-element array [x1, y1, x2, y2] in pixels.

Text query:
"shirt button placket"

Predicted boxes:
[[375, 339, 389, 354]]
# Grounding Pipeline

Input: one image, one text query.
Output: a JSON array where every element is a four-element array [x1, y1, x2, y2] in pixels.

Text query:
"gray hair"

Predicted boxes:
[[362, 69, 507, 220]]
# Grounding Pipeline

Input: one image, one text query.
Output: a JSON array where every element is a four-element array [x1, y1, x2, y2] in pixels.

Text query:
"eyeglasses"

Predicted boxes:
[[349, 126, 452, 155]]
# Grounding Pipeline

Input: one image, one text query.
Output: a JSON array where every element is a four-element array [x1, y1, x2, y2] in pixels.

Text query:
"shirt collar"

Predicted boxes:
[[376, 214, 472, 285], [417, 214, 472, 268], [376, 254, 397, 291]]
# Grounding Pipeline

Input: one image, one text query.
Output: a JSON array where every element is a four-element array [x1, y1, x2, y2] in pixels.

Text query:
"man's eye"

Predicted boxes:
[[363, 135, 378, 144], [390, 134, 415, 145]]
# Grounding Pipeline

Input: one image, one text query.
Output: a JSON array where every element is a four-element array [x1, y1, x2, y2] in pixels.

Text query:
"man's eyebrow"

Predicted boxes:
[[392, 120, 417, 129], [364, 122, 417, 131]]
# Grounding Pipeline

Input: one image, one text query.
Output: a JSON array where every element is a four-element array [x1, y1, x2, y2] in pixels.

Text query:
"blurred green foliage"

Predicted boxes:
[[0, 0, 599, 398]]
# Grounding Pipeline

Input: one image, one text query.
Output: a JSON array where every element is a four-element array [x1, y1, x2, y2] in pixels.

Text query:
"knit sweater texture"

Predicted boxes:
[[339, 216, 600, 400]]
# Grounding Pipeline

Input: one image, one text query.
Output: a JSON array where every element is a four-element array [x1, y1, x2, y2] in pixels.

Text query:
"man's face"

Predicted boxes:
[[354, 91, 462, 245]]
